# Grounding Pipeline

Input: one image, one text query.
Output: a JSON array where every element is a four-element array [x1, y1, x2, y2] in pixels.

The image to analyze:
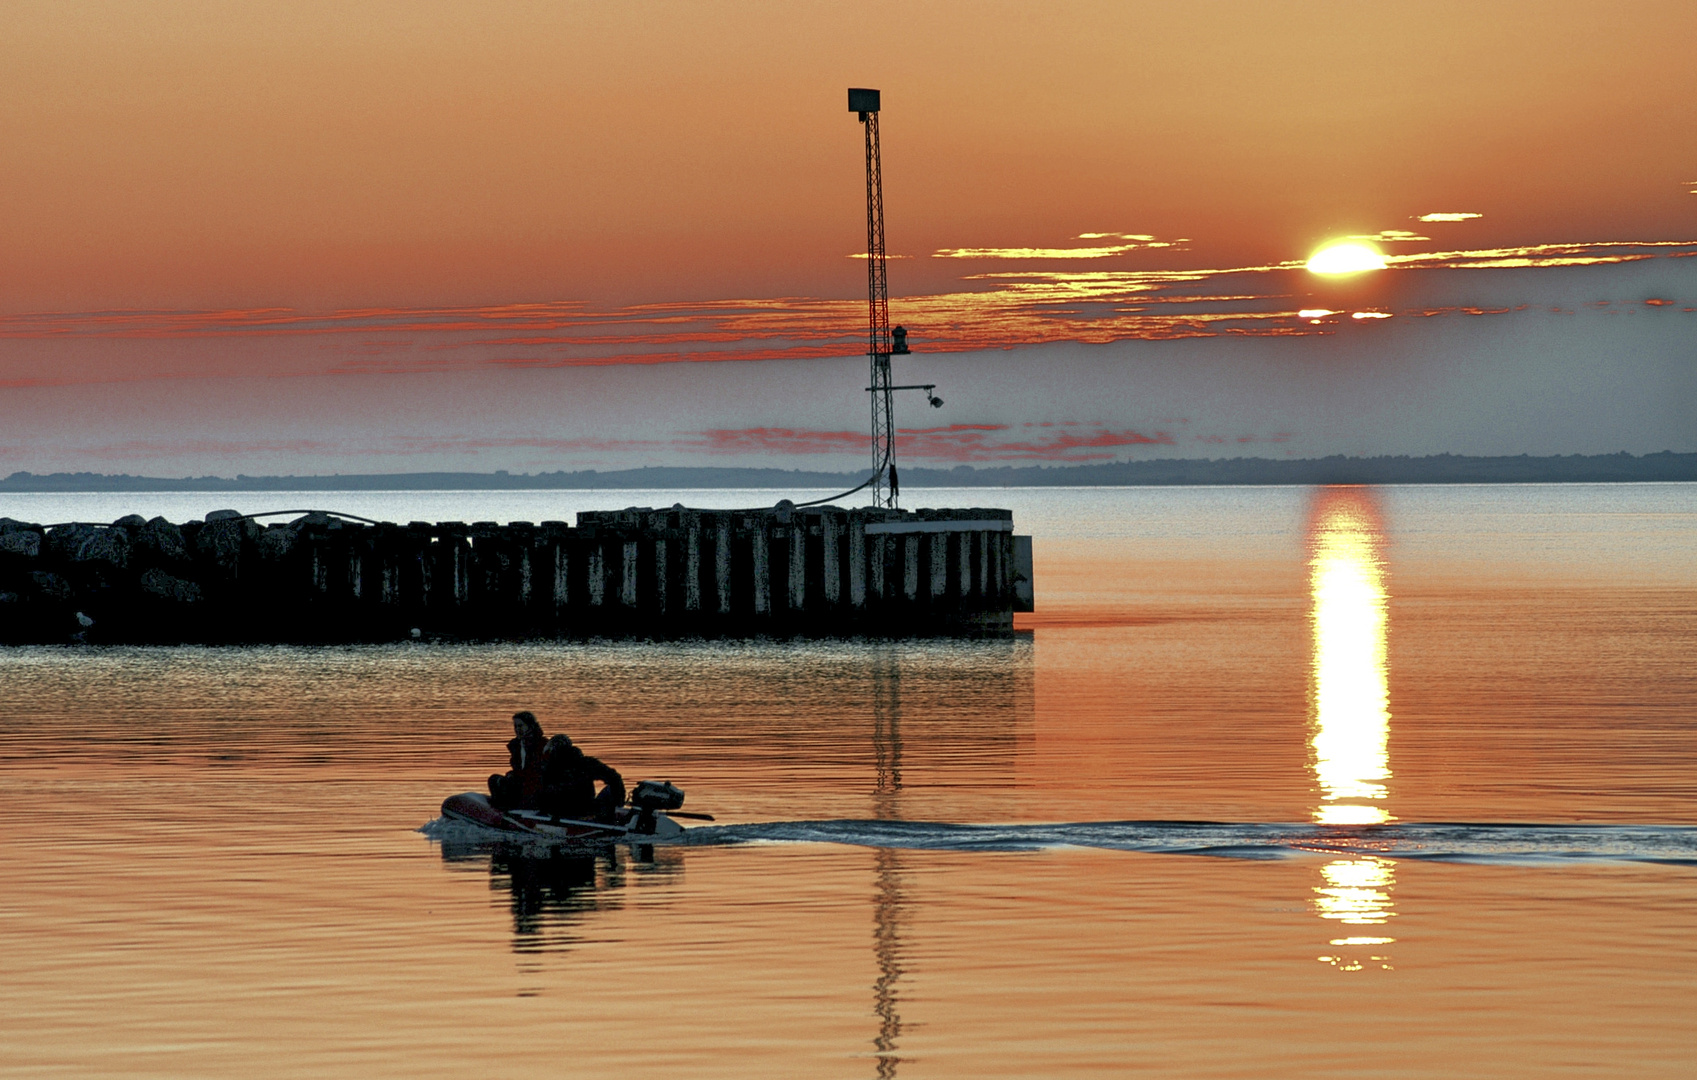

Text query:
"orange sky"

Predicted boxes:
[[2, 2, 1694, 477], [5, 0, 1696, 313]]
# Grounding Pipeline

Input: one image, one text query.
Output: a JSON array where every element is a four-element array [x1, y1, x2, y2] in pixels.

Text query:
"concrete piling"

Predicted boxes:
[[902, 534, 919, 602], [713, 517, 731, 615], [929, 532, 948, 602], [787, 522, 807, 614]]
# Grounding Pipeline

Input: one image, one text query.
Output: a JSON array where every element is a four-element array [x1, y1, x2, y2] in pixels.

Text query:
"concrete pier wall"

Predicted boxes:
[[0, 503, 1033, 644]]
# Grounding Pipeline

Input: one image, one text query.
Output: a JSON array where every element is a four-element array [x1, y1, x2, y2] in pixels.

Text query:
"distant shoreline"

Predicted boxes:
[[3, 452, 1693, 492]]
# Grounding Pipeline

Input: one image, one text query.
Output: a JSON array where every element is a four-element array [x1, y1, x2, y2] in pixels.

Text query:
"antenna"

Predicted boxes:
[[849, 88, 927, 508]]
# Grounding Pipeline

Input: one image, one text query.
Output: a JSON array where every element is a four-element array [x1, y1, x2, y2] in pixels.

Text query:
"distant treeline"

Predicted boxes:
[[2, 452, 1694, 492]]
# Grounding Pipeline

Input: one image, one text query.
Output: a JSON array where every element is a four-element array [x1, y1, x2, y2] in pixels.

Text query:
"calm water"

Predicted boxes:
[[2, 485, 1694, 1078]]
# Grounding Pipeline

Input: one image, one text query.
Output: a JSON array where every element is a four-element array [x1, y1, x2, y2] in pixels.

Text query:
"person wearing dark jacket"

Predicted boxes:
[[537, 733, 626, 823], [488, 711, 547, 810]]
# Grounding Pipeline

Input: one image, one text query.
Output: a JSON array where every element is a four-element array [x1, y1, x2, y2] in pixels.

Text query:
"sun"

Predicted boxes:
[[1306, 242, 1387, 275]]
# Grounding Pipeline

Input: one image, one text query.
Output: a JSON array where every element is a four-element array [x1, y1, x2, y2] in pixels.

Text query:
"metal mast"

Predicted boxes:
[[850, 88, 909, 508]]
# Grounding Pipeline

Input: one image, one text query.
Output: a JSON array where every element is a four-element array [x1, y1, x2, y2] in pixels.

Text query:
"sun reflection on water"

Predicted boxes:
[[1309, 488, 1391, 826], [1308, 487, 1396, 968], [1314, 857, 1396, 927], [1314, 856, 1396, 971]]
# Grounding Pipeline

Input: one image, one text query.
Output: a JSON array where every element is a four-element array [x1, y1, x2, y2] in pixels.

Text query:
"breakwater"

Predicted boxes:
[[0, 503, 1033, 644]]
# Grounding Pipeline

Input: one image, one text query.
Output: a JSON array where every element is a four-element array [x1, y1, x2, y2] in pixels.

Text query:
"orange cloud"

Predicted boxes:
[[3, 241, 1693, 394], [933, 233, 1179, 260]]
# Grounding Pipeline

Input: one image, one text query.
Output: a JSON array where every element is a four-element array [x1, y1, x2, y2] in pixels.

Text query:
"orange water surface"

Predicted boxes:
[[1, 485, 1693, 1077]]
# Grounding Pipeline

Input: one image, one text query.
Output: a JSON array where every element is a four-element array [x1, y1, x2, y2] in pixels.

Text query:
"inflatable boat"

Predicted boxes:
[[440, 779, 705, 842]]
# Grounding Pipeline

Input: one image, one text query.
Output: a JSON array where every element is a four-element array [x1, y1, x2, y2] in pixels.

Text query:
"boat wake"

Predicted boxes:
[[672, 819, 1697, 866], [420, 815, 1697, 865]]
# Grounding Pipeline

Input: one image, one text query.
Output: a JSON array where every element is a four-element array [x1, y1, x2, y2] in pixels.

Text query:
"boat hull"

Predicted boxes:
[[440, 792, 684, 841]]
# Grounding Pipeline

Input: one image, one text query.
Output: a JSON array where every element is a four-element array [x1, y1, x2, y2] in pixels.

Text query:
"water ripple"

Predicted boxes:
[[669, 819, 1697, 866]]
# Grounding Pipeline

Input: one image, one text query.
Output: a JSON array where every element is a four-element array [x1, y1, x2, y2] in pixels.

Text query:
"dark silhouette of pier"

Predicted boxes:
[[0, 502, 1032, 644]]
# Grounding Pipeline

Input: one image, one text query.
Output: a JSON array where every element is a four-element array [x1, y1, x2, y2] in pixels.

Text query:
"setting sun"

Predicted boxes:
[[1306, 242, 1388, 275]]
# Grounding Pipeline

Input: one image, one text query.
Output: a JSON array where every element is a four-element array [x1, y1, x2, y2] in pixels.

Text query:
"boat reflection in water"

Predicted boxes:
[[1307, 487, 1395, 970], [438, 836, 681, 955]]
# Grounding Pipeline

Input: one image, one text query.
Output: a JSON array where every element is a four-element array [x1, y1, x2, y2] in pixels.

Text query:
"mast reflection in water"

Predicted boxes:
[[1307, 487, 1395, 968], [870, 650, 905, 1079]]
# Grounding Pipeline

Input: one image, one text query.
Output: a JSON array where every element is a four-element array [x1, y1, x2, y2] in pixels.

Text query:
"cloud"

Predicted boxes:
[[932, 232, 1177, 260], [4, 240, 1693, 394], [77, 437, 345, 460], [1347, 229, 1430, 243], [948, 426, 1175, 461], [933, 245, 1149, 259], [1387, 239, 1697, 269], [682, 427, 868, 456], [683, 423, 1176, 462], [64, 434, 677, 462], [7, 253, 1691, 479], [13, 420, 1222, 471], [1417, 212, 1484, 223]]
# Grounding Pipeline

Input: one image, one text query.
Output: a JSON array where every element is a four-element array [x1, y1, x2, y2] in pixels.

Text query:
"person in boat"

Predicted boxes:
[[537, 733, 626, 824], [488, 711, 547, 810]]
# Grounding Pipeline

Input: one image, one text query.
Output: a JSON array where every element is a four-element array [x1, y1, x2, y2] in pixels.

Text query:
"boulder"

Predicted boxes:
[[134, 517, 189, 563], [113, 514, 148, 529], [48, 523, 130, 567], [257, 525, 299, 560], [139, 568, 203, 603], [195, 516, 259, 569], [0, 530, 41, 559], [30, 571, 71, 600]]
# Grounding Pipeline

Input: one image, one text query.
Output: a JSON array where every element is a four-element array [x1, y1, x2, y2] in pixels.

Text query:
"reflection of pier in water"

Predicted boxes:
[[1307, 487, 1396, 971]]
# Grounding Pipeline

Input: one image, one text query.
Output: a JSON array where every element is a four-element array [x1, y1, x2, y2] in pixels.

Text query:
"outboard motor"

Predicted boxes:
[[629, 780, 685, 834]]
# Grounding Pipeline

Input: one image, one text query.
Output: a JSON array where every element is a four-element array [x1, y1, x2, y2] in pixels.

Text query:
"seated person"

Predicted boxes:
[[488, 711, 547, 810], [537, 734, 626, 823]]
